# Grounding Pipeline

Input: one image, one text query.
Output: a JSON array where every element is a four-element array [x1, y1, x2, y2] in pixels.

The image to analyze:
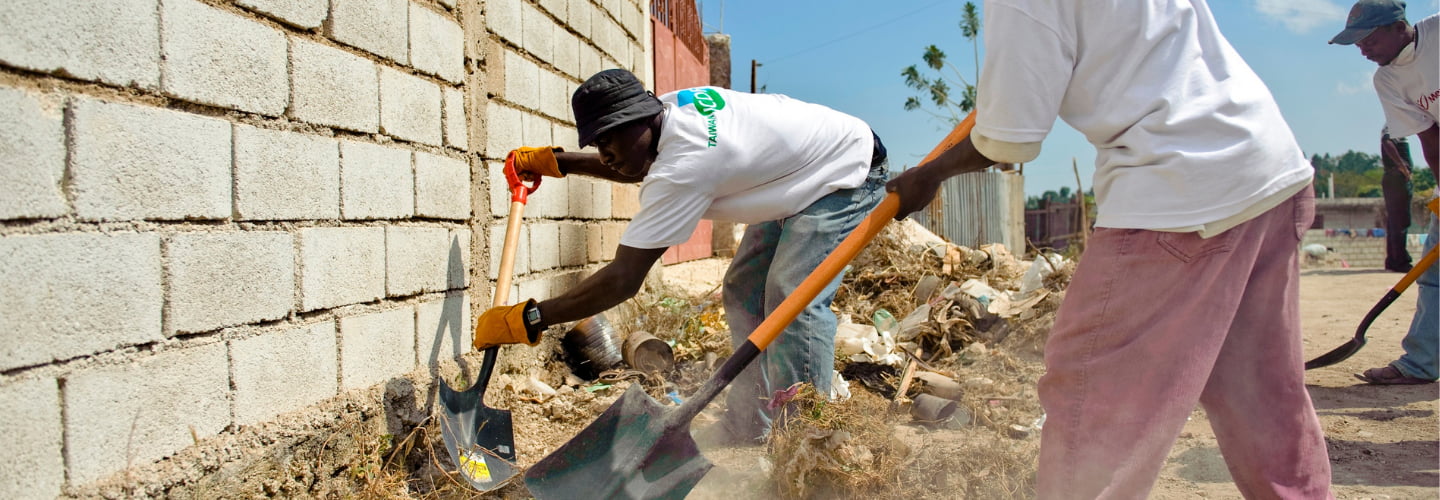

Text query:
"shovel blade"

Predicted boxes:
[[438, 377, 517, 490], [524, 385, 712, 500], [1304, 338, 1365, 370]]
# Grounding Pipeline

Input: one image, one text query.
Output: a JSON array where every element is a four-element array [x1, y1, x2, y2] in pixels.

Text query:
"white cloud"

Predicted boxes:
[[1253, 0, 1346, 34], [1335, 71, 1374, 95]]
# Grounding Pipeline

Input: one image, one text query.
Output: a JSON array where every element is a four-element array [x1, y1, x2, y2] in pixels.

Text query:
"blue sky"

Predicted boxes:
[[697, 0, 1440, 197]]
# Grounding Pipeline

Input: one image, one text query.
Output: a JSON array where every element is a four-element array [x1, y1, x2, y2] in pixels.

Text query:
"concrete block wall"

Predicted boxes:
[[1301, 229, 1426, 269], [0, 0, 650, 495]]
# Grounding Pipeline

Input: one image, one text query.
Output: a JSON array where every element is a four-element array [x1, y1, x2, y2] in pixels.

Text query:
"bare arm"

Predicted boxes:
[[1381, 134, 1413, 180], [884, 135, 997, 219], [555, 151, 646, 183], [532, 244, 667, 329]]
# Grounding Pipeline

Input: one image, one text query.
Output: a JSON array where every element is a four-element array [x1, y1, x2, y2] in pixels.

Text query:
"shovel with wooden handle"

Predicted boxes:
[[437, 156, 539, 491], [522, 114, 977, 500], [1305, 197, 1439, 370]]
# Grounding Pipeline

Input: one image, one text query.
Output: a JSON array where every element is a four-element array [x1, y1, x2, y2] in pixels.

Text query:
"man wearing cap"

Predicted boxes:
[[473, 68, 889, 445], [1330, 0, 1440, 385], [888, 0, 1332, 497]]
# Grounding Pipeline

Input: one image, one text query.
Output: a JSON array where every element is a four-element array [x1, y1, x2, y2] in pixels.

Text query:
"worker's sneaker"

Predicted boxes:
[[1355, 366, 1434, 385], [1386, 263, 1413, 273]]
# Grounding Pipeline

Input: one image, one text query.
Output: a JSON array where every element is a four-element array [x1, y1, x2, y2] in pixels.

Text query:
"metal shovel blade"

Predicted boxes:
[[524, 384, 711, 500], [1305, 243, 1437, 370], [438, 347, 518, 490]]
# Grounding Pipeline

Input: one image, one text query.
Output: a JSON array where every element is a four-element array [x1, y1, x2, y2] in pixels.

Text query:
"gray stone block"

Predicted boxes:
[[415, 152, 471, 220], [0, 0, 160, 89], [417, 292, 470, 369], [300, 227, 385, 311], [235, 125, 341, 220], [0, 232, 161, 371], [485, 104, 523, 158], [290, 37, 379, 133], [327, 0, 408, 64], [0, 378, 63, 499], [339, 308, 415, 390], [530, 222, 560, 272], [379, 67, 443, 146], [504, 51, 540, 110], [488, 0, 522, 46], [71, 98, 231, 221], [340, 141, 414, 220], [448, 228, 471, 289], [408, 4, 464, 84], [237, 0, 328, 29], [522, 2, 554, 64], [442, 87, 469, 150], [162, 0, 288, 116], [166, 231, 294, 334], [386, 226, 451, 297], [64, 343, 229, 484], [232, 322, 338, 425], [0, 86, 66, 219]]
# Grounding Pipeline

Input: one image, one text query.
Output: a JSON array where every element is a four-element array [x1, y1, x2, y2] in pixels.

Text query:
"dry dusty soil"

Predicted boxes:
[[681, 263, 1437, 499]]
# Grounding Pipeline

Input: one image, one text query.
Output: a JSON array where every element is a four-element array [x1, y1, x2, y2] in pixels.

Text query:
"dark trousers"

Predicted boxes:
[[1382, 167, 1412, 270]]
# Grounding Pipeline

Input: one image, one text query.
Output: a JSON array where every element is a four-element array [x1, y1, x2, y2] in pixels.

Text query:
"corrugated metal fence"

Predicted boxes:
[[915, 171, 1026, 253]]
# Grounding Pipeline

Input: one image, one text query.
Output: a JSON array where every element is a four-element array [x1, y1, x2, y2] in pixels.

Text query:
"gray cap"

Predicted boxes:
[[1330, 0, 1407, 45], [571, 69, 664, 148]]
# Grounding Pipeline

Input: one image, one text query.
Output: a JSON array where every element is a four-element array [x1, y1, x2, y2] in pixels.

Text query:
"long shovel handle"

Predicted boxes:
[[477, 158, 537, 393]]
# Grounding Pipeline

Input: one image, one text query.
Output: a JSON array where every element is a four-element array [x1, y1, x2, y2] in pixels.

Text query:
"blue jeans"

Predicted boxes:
[[718, 158, 887, 441], [1393, 210, 1439, 380]]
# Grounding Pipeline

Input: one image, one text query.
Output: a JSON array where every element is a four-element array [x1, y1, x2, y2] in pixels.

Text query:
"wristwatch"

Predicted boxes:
[[523, 301, 544, 334]]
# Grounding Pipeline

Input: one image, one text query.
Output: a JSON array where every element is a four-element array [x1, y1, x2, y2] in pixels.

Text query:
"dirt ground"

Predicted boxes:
[[678, 261, 1438, 500]]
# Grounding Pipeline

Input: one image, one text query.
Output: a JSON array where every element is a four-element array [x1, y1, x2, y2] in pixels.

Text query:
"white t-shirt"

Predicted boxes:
[[619, 88, 874, 249], [976, 0, 1314, 230], [1375, 14, 1439, 139]]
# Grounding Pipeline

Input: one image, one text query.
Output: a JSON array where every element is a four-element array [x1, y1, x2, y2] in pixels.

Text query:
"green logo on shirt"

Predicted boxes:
[[678, 89, 724, 147]]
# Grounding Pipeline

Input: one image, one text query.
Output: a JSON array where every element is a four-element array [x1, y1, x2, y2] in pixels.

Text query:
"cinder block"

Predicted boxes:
[[300, 227, 385, 311], [167, 231, 294, 334], [235, 125, 341, 220], [0, 0, 160, 89], [339, 308, 416, 390], [559, 223, 587, 267], [327, 0, 408, 64], [71, 99, 231, 221], [415, 152, 470, 220], [290, 37, 379, 133], [238, 0, 328, 29], [448, 228, 471, 289], [530, 223, 560, 272], [340, 141, 414, 220], [554, 29, 580, 78], [0, 378, 63, 499], [532, 175, 570, 219], [0, 233, 161, 371], [504, 51, 540, 110], [232, 322, 337, 425], [586, 224, 604, 263], [442, 87, 469, 150], [620, 1, 643, 39], [487, 162, 509, 217], [409, 4, 464, 84], [0, 86, 66, 219], [611, 183, 641, 219], [162, 0, 288, 116], [417, 292, 471, 369], [539, 0, 567, 22], [485, 104, 523, 158], [522, 111, 553, 145], [568, 0, 593, 39], [601, 221, 624, 260], [386, 226, 451, 297], [516, 277, 552, 302], [567, 177, 593, 219], [380, 67, 443, 146], [489, 222, 530, 279], [553, 123, 580, 153], [592, 177, 613, 217], [578, 43, 601, 84], [488, 0, 522, 46], [64, 343, 229, 484], [540, 70, 569, 120], [522, 2, 554, 64]]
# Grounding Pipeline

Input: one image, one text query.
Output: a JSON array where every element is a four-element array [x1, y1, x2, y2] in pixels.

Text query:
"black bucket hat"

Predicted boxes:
[[572, 69, 664, 148]]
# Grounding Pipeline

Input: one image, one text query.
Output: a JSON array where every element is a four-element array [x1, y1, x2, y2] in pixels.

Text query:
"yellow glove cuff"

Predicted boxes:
[[512, 146, 564, 178]]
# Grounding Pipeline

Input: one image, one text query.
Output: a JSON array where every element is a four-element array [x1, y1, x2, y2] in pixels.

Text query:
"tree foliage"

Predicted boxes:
[[1310, 150, 1437, 197], [902, 2, 981, 125]]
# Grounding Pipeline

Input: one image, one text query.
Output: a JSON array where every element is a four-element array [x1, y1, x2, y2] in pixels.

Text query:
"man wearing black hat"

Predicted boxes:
[[1330, 0, 1440, 386], [473, 68, 889, 445]]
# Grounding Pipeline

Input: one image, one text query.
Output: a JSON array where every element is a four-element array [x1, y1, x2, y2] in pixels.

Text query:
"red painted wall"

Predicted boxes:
[[652, 10, 712, 264]]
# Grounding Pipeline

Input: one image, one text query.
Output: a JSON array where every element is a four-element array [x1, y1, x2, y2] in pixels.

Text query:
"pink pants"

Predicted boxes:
[[1036, 187, 1332, 499]]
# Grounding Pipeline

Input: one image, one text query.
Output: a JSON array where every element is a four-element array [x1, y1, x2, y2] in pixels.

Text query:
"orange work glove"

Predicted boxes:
[[508, 146, 565, 178], [473, 299, 543, 350]]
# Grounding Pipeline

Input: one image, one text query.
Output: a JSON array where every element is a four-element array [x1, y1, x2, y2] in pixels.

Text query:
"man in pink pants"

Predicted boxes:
[[887, 0, 1333, 497]]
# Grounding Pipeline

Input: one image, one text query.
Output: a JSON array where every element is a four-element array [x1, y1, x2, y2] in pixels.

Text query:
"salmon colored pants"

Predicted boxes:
[[1036, 186, 1333, 499]]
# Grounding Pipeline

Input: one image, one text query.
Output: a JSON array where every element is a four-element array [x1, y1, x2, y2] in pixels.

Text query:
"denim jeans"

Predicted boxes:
[[718, 157, 887, 441], [1393, 210, 1439, 380]]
